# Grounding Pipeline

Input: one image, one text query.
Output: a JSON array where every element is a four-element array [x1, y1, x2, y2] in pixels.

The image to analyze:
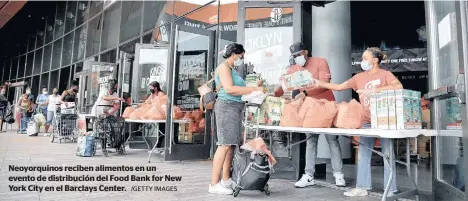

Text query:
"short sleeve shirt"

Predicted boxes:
[[286, 57, 335, 101], [346, 69, 398, 122]]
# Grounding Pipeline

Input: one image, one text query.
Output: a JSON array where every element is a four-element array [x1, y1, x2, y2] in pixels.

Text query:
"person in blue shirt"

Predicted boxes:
[[36, 86, 49, 133], [209, 43, 264, 195]]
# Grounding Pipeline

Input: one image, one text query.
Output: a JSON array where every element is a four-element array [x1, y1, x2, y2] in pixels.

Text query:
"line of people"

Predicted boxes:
[[209, 42, 403, 197]]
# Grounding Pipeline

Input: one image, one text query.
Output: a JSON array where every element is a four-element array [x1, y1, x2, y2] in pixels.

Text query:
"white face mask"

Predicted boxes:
[[26, 90, 31, 94], [234, 57, 244, 67], [0, 91, 5, 95], [360, 60, 373, 71], [43, 91, 48, 94], [294, 55, 307, 67]]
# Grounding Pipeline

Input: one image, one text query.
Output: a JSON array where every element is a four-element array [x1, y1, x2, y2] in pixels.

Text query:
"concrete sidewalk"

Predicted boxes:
[[0, 131, 379, 201]]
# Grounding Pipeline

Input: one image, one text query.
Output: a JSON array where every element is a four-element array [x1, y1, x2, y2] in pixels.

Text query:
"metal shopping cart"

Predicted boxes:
[[50, 103, 78, 143], [93, 105, 126, 157]]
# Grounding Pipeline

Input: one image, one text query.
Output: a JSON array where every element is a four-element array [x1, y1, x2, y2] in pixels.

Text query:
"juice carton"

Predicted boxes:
[[411, 91, 422, 129], [245, 74, 261, 87], [387, 90, 397, 129], [447, 97, 462, 130], [279, 71, 314, 92], [378, 91, 389, 129], [395, 89, 413, 129], [370, 93, 378, 129]]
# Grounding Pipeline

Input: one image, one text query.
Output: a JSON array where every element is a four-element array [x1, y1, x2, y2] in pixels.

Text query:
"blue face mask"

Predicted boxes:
[[361, 60, 373, 71]]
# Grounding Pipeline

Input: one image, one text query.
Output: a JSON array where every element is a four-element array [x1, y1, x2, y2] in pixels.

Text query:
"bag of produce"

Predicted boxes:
[[280, 99, 304, 127], [122, 107, 135, 119], [129, 104, 151, 120], [299, 97, 337, 128], [333, 99, 364, 129]]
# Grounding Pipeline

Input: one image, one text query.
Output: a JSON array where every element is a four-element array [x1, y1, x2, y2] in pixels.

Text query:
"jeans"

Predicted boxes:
[[304, 134, 343, 176], [20, 116, 31, 132], [356, 123, 397, 192]]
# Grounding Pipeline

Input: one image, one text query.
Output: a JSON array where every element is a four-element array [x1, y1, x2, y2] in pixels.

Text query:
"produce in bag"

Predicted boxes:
[[122, 107, 135, 119], [160, 103, 184, 119], [299, 98, 338, 128], [142, 104, 165, 120], [280, 70, 315, 92], [333, 99, 364, 129], [183, 111, 193, 120], [192, 109, 203, 122], [129, 104, 151, 120], [188, 122, 199, 133], [280, 99, 304, 127], [263, 96, 286, 126]]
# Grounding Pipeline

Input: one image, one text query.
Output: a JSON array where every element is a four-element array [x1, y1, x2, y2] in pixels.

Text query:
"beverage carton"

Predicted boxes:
[[395, 89, 413, 129], [411, 91, 422, 129], [447, 97, 462, 130], [245, 74, 261, 87], [279, 71, 314, 92], [370, 93, 378, 129], [387, 90, 397, 129], [378, 91, 389, 129]]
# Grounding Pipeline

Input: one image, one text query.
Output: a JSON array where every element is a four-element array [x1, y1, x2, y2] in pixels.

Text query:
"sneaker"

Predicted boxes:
[[220, 178, 235, 190], [294, 174, 315, 188], [344, 188, 369, 197], [208, 183, 233, 195], [334, 172, 346, 187]]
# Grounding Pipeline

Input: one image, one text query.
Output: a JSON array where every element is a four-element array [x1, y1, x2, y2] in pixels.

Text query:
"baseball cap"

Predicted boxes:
[[289, 42, 305, 56]]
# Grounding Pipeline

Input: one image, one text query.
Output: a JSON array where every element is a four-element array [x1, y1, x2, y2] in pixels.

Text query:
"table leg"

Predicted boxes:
[[147, 123, 161, 163], [406, 138, 420, 201]]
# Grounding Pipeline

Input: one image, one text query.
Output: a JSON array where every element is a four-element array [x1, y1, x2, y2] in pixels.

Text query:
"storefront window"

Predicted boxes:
[[32, 75, 40, 95], [27, 34, 36, 52], [135, 47, 169, 103], [120, 1, 142, 43], [86, 14, 102, 58], [52, 38, 63, 70], [11, 58, 18, 80], [59, 66, 71, 93], [45, 14, 55, 44], [101, 2, 121, 51], [76, 1, 89, 27], [18, 56, 26, 78], [50, 70, 59, 89], [100, 49, 117, 63], [65, 1, 78, 33], [41, 72, 49, 91], [3, 61, 10, 81], [73, 25, 87, 63], [75, 62, 84, 73], [243, 7, 294, 90], [26, 52, 34, 76], [34, 48, 43, 75], [89, 1, 103, 19], [43, 44, 52, 72], [54, 1, 66, 39], [62, 33, 73, 66], [142, 1, 167, 33]]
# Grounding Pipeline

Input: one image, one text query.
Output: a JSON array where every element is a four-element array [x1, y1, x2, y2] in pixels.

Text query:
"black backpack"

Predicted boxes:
[[4, 103, 15, 124]]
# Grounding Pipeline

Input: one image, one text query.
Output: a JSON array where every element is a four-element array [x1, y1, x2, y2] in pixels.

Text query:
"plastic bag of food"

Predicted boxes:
[[192, 109, 203, 122], [122, 107, 135, 119], [129, 104, 151, 120], [280, 99, 304, 127], [299, 98, 337, 128], [188, 122, 199, 133], [333, 99, 364, 129], [142, 104, 165, 120]]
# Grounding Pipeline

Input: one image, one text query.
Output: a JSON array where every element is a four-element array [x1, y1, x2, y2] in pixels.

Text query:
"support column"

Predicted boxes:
[[311, 1, 352, 159]]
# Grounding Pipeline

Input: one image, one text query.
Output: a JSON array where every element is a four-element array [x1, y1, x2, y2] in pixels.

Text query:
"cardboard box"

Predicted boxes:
[[378, 91, 389, 129], [370, 93, 378, 129], [179, 124, 186, 133], [447, 97, 462, 130], [396, 89, 413, 129], [422, 109, 431, 129], [183, 132, 193, 143], [411, 91, 422, 129], [387, 90, 397, 129]]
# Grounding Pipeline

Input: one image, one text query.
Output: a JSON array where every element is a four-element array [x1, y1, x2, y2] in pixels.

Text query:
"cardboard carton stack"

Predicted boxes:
[[370, 89, 422, 130]]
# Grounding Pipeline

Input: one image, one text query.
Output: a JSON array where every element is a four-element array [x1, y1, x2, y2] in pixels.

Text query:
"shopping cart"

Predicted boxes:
[[93, 105, 126, 157], [50, 103, 78, 143]]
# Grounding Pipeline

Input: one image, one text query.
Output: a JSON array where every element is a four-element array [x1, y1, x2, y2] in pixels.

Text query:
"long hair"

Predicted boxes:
[[149, 81, 163, 94]]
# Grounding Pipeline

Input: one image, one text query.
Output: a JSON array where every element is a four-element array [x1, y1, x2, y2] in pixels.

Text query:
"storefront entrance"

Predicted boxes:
[[425, 1, 468, 201]]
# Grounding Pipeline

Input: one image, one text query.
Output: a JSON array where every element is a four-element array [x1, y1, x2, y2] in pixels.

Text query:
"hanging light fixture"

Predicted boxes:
[[78, 3, 87, 11], [47, 25, 53, 32], [66, 12, 75, 19], [56, 19, 63, 26]]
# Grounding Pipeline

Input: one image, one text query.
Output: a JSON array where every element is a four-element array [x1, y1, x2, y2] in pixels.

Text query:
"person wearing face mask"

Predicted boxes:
[[0, 86, 9, 132], [61, 80, 79, 104], [44, 88, 61, 135], [36, 86, 49, 133], [25, 86, 34, 102], [273, 42, 346, 188], [92, 80, 124, 117], [143, 81, 165, 105], [313, 47, 403, 197], [209, 43, 264, 195]]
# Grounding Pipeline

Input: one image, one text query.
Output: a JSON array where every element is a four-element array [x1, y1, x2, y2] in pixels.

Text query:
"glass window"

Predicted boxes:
[[142, 33, 152, 43], [3, 61, 10, 81], [26, 52, 34, 76], [120, 1, 142, 43], [59, 67, 71, 93], [36, 29, 46, 48], [34, 48, 43, 75], [76, 1, 89, 27], [54, 1, 67, 39], [52, 38, 63, 70], [73, 25, 87, 62], [45, 15, 55, 44], [11, 58, 18, 80], [62, 33, 74, 66], [119, 38, 139, 54], [101, 2, 121, 51], [142, 1, 166, 32], [32, 75, 40, 96], [86, 15, 102, 58], [18, 56, 26, 78], [75, 62, 84, 73], [100, 49, 117, 63], [41, 72, 50, 91], [43, 44, 52, 72], [150, 1, 174, 44], [89, 1, 103, 19], [28, 34, 36, 52], [50, 70, 59, 90], [65, 1, 78, 33]]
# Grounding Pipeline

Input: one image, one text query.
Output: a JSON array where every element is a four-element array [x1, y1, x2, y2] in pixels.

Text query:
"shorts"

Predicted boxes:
[[47, 111, 55, 125], [214, 99, 244, 146]]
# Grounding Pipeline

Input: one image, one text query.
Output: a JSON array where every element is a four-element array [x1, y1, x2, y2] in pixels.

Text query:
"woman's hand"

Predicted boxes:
[[257, 79, 264, 87]]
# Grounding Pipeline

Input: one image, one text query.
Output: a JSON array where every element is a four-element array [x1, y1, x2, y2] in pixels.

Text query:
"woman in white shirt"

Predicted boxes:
[[44, 88, 61, 135], [91, 81, 123, 117]]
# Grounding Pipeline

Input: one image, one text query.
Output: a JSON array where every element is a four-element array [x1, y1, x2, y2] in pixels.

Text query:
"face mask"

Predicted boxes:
[[53, 91, 58, 94], [26, 90, 31, 94], [234, 57, 244, 67], [42, 91, 48, 94], [150, 89, 155, 94], [360, 60, 373, 71], [73, 89, 78, 93], [1, 91, 5, 95], [294, 55, 307, 67]]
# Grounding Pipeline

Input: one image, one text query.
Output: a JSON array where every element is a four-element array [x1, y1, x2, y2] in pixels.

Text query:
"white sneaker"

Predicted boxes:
[[294, 174, 315, 188], [344, 188, 369, 197], [208, 183, 233, 195], [334, 172, 346, 187], [220, 178, 235, 190]]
